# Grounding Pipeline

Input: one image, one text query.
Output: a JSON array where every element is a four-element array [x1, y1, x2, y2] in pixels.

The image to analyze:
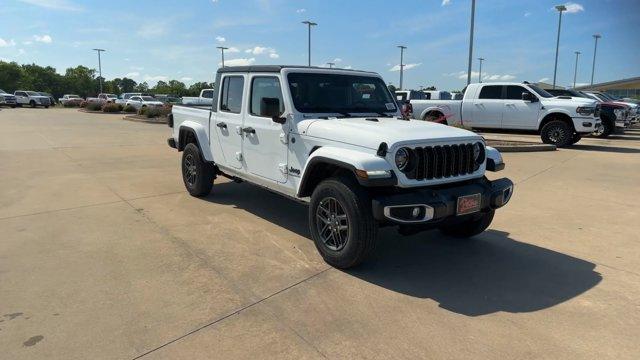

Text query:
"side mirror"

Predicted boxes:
[[260, 97, 286, 124], [522, 92, 538, 102]]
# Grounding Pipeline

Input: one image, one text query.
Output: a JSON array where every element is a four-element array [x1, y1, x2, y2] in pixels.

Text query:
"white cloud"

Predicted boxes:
[[538, 77, 550, 82], [18, 0, 83, 11], [484, 74, 516, 81], [18, 49, 26, 55], [552, 2, 584, 13], [137, 23, 166, 38], [455, 71, 515, 81], [144, 75, 168, 82], [269, 53, 279, 59], [332, 58, 342, 63], [0, 38, 16, 47], [211, 0, 219, 2], [524, 12, 532, 17], [33, 34, 52, 43], [125, 72, 140, 78], [215, 36, 226, 43], [344, 65, 353, 69], [389, 63, 422, 72], [296, 8, 306, 13], [23, 41, 33, 45], [180, 77, 193, 82], [441, 0, 451, 6], [223, 58, 256, 66], [226, 47, 240, 53], [245, 46, 268, 55]]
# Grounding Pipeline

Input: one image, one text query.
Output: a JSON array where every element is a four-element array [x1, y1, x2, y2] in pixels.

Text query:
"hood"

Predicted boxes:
[[546, 97, 597, 107], [303, 117, 482, 150]]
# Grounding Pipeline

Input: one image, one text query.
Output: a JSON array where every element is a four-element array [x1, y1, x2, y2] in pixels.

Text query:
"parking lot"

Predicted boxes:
[[1, 108, 639, 359]]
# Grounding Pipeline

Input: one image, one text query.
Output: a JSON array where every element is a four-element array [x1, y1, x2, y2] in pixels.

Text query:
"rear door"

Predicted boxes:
[[241, 75, 288, 183], [214, 74, 245, 169], [502, 85, 542, 129], [470, 85, 503, 128]]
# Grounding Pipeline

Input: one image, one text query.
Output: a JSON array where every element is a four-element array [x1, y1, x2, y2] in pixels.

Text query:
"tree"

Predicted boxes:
[[119, 78, 137, 93], [424, 86, 436, 90], [0, 61, 23, 92], [64, 66, 96, 97], [187, 81, 214, 96], [134, 81, 149, 92], [387, 84, 397, 93], [19, 63, 63, 97]]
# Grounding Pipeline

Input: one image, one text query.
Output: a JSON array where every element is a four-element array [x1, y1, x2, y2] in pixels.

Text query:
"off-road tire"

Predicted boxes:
[[439, 210, 495, 238], [592, 119, 612, 138], [181, 143, 214, 197], [309, 176, 377, 269], [541, 120, 573, 147]]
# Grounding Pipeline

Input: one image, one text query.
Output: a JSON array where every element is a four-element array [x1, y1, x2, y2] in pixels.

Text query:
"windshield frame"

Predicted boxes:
[[527, 85, 554, 98], [286, 71, 398, 115]]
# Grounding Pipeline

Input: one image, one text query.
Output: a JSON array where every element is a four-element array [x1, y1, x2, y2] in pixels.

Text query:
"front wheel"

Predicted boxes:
[[29, 101, 36, 108], [44, 105, 49, 109], [571, 132, 582, 145], [439, 210, 495, 238], [181, 143, 214, 197], [541, 120, 573, 147], [309, 177, 377, 269], [592, 120, 612, 138]]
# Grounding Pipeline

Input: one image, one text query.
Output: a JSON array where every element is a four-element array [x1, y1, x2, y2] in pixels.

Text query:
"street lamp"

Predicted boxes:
[[466, 0, 476, 85], [552, 4, 567, 89], [301, 20, 317, 66], [92, 48, 105, 94], [477, 57, 485, 83], [590, 34, 601, 86], [573, 51, 581, 88], [326, 62, 335, 68], [216, 46, 229, 67], [397, 45, 407, 90]]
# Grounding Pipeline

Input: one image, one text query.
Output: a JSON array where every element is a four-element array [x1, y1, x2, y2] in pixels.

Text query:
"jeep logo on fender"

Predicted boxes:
[[288, 167, 301, 175]]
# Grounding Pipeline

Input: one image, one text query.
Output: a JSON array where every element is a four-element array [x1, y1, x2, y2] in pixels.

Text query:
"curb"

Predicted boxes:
[[486, 141, 556, 152], [122, 115, 167, 124]]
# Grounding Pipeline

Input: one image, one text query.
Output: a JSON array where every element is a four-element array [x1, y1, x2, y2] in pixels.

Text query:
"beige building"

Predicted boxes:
[[576, 77, 640, 99]]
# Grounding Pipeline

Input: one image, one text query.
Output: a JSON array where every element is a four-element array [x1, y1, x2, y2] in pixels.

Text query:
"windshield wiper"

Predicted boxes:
[[350, 108, 394, 117]]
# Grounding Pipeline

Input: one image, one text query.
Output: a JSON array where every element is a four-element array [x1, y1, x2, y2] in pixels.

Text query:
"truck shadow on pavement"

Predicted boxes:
[[206, 182, 602, 317], [569, 144, 640, 153]]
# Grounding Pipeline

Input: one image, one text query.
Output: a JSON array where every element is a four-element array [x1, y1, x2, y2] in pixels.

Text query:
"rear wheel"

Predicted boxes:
[[424, 112, 445, 124], [29, 100, 36, 108], [309, 177, 377, 269], [181, 143, 214, 197], [541, 120, 573, 147], [439, 210, 495, 238]]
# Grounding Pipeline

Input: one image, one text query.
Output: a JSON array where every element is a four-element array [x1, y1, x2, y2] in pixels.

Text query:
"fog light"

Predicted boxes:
[[582, 122, 593, 127], [411, 207, 421, 218]]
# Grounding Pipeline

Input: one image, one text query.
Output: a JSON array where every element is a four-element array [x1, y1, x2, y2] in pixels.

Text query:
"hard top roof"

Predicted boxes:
[[217, 65, 376, 74]]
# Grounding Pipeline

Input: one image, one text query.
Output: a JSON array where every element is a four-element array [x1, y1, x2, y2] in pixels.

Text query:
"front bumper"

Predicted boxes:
[[574, 117, 601, 133], [372, 177, 513, 225]]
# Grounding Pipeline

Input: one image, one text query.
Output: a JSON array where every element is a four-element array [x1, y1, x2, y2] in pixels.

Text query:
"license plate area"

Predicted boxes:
[[457, 193, 481, 215]]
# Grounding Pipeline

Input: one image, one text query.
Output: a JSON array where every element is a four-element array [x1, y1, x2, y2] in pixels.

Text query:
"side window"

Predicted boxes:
[[202, 90, 213, 98], [396, 93, 407, 101], [478, 85, 503, 99], [17, 92, 26, 96], [250, 77, 284, 117], [424, 92, 431, 100], [220, 76, 244, 113], [505, 86, 528, 100]]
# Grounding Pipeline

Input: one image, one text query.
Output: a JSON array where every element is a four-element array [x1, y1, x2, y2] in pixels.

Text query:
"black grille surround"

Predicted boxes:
[[403, 143, 482, 181]]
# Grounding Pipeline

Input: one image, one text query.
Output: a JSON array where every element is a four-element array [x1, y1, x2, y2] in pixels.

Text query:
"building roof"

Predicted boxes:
[[534, 82, 564, 90], [217, 65, 376, 74], [575, 76, 640, 90]]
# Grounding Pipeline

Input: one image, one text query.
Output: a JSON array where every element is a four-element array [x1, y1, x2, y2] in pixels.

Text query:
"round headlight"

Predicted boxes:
[[473, 142, 485, 164], [395, 147, 412, 171]]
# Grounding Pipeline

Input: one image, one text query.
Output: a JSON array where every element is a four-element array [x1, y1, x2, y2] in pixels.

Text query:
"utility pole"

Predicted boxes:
[[326, 62, 335, 68], [552, 4, 567, 89], [466, 0, 476, 85], [302, 21, 317, 66], [92, 48, 105, 94], [478, 57, 484, 83], [397, 45, 407, 90], [591, 34, 601, 86], [216, 46, 228, 67], [573, 51, 581, 88]]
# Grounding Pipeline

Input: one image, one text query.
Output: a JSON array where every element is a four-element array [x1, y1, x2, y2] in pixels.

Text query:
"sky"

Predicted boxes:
[[0, 0, 638, 91]]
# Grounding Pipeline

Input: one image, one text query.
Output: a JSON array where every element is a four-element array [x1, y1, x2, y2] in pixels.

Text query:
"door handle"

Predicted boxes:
[[216, 122, 227, 129], [241, 127, 255, 134]]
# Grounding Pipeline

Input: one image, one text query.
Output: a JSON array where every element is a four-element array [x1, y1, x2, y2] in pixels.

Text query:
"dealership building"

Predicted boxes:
[[576, 77, 640, 98]]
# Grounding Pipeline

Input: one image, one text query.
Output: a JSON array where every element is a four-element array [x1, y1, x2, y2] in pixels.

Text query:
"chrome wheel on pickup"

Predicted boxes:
[[541, 120, 573, 147], [309, 176, 377, 269]]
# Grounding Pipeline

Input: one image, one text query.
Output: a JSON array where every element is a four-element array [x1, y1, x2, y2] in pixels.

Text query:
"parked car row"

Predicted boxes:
[[0, 91, 197, 109], [397, 81, 638, 147]]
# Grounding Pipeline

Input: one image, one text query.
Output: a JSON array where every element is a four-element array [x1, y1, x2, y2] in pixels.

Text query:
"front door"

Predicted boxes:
[[242, 75, 288, 183], [470, 85, 503, 128], [502, 85, 541, 130], [214, 75, 246, 169]]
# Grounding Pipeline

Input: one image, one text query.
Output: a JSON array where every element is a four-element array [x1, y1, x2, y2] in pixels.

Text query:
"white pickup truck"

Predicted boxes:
[[168, 66, 513, 268], [409, 82, 601, 147], [181, 88, 214, 105]]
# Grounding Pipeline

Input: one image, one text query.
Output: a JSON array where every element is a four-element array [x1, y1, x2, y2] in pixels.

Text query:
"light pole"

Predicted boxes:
[[216, 46, 228, 67], [552, 4, 566, 89], [466, 0, 476, 85], [92, 48, 105, 94], [326, 62, 335, 68], [302, 20, 317, 66], [477, 57, 484, 83], [573, 51, 581, 88], [590, 34, 601, 86], [397, 45, 407, 90]]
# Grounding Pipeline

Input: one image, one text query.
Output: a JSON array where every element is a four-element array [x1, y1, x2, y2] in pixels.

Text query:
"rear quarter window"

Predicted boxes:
[[478, 85, 503, 99]]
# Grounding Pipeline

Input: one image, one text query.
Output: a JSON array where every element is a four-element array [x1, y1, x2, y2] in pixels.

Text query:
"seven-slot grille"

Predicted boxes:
[[406, 144, 478, 181]]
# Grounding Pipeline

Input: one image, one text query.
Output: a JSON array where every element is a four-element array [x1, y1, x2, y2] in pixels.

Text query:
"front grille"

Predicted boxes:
[[406, 143, 478, 181]]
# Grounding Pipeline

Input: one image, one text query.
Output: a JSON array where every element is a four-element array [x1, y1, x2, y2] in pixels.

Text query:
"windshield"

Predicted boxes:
[[287, 73, 397, 114], [599, 93, 618, 101], [26, 91, 40, 96], [68, 95, 80, 98], [527, 85, 553, 98], [0, 89, 6, 93], [141, 96, 155, 101]]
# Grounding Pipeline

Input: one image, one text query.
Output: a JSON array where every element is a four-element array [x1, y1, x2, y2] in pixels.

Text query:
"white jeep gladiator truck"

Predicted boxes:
[[409, 82, 601, 147], [168, 66, 513, 268]]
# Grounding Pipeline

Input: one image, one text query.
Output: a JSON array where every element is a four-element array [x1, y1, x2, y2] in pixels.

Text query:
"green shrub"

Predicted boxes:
[[144, 105, 172, 118], [137, 106, 148, 115], [79, 100, 88, 108], [86, 102, 103, 111], [63, 102, 78, 108], [101, 103, 121, 113], [123, 104, 137, 113]]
